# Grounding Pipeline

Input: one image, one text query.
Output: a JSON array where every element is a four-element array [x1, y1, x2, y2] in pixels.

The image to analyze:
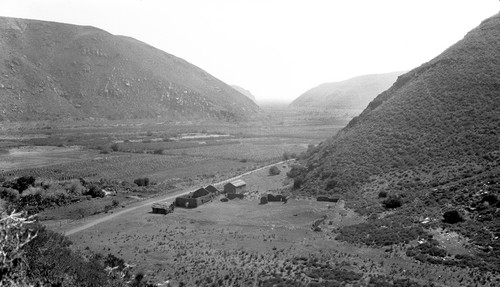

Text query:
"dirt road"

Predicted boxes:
[[64, 161, 286, 236]]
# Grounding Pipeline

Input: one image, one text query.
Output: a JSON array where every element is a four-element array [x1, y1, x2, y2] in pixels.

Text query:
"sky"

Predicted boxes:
[[1, 0, 499, 103]]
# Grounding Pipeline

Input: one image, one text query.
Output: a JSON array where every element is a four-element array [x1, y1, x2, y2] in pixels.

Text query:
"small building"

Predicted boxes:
[[152, 202, 174, 214], [224, 179, 246, 194], [205, 185, 219, 194], [192, 187, 209, 198]]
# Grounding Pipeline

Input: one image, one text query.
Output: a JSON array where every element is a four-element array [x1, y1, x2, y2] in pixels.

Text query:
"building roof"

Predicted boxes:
[[205, 185, 218, 193], [152, 202, 172, 209], [227, 179, 246, 188]]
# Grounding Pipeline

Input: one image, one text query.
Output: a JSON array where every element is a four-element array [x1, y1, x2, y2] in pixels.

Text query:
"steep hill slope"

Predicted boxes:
[[0, 17, 260, 121], [289, 71, 404, 110], [230, 85, 257, 103], [294, 12, 500, 271]]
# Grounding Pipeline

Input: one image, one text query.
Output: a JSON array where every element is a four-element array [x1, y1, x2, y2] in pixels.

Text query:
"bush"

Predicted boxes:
[[378, 191, 388, 198], [325, 179, 338, 190], [287, 164, 306, 178], [293, 176, 304, 189], [110, 143, 120, 152], [4, 176, 36, 193], [269, 166, 281, 176], [134, 177, 150, 187], [382, 195, 402, 209], [67, 181, 84, 196], [0, 187, 20, 202], [153, 149, 164, 155], [443, 210, 463, 224], [86, 185, 105, 198]]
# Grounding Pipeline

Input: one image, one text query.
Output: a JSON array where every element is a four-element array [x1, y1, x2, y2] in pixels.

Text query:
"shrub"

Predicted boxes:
[[67, 181, 84, 196], [269, 166, 281, 176], [382, 195, 402, 209], [86, 185, 105, 198], [4, 176, 36, 193], [443, 210, 463, 224], [153, 149, 164, 155], [110, 143, 120, 152], [378, 191, 388, 198], [293, 176, 304, 189], [287, 164, 306, 178], [325, 179, 338, 190], [0, 187, 20, 202], [134, 177, 150, 187]]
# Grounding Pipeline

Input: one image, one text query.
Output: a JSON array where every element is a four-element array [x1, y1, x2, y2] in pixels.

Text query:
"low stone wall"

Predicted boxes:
[[317, 196, 339, 202], [227, 193, 244, 200], [175, 197, 198, 208], [267, 194, 287, 202]]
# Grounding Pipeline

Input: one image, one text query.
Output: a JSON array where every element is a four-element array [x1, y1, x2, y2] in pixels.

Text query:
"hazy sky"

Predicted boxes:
[[1, 1, 498, 103]]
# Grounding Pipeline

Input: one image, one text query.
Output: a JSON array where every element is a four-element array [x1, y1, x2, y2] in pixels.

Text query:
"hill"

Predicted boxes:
[[293, 12, 500, 271], [230, 85, 257, 103], [0, 17, 260, 122], [289, 71, 404, 110]]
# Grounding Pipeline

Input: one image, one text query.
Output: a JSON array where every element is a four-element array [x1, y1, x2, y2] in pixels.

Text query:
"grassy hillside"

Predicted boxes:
[[294, 12, 500, 271], [290, 71, 404, 110], [0, 17, 260, 122], [231, 85, 257, 102]]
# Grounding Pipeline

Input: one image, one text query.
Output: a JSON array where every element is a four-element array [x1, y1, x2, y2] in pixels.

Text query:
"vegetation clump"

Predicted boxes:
[[269, 165, 281, 176], [134, 177, 150, 187]]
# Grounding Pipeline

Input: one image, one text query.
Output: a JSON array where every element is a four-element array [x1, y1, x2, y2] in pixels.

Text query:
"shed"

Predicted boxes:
[[152, 202, 174, 214], [224, 179, 246, 194], [205, 185, 219, 194]]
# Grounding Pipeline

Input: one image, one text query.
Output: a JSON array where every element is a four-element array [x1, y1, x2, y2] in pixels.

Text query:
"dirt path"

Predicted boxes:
[[64, 161, 286, 236]]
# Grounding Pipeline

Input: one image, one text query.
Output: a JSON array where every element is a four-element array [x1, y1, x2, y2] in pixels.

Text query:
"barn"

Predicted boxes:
[[223, 179, 246, 194]]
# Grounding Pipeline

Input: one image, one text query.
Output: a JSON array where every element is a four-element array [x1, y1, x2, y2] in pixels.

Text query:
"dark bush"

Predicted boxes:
[[443, 210, 463, 224], [153, 149, 164, 155], [134, 177, 150, 187], [378, 191, 388, 198], [0, 187, 20, 202], [86, 185, 105, 198], [4, 176, 36, 193], [110, 143, 120, 152], [293, 177, 304, 189], [382, 195, 402, 209], [325, 179, 338, 190], [287, 164, 306, 178], [269, 166, 281, 176]]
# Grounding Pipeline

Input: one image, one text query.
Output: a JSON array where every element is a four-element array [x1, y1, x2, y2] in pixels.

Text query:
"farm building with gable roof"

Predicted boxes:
[[224, 179, 246, 194]]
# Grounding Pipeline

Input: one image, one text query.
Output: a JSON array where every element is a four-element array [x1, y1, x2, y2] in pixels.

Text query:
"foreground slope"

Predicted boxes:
[[290, 71, 404, 110], [0, 17, 259, 121], [296, 12, 500, 270]]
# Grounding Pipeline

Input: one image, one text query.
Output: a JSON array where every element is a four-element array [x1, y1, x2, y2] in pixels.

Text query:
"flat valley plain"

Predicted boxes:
[[1, 106, 497, 286]]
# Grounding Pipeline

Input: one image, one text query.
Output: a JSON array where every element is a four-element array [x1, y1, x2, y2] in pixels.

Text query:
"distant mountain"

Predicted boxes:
[[0, 17, 260, 121], [290, 71, 405, 110], [294, 12, 500, 269], [231, 85, 257, 103]]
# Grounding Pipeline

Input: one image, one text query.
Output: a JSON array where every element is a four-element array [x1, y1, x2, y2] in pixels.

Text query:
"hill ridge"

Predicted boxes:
[[0, 16, 260, 121]]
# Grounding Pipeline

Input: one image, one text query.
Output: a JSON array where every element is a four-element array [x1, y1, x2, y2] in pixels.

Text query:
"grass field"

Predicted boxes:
[[64, 166, 494, 287]]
